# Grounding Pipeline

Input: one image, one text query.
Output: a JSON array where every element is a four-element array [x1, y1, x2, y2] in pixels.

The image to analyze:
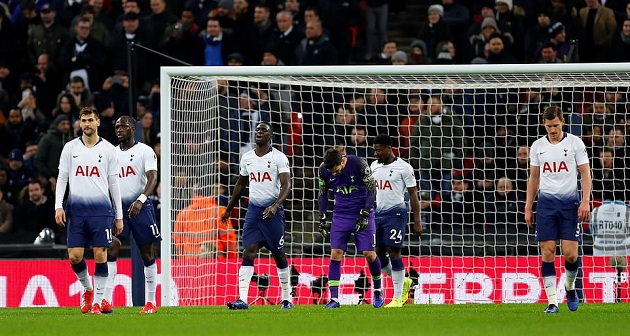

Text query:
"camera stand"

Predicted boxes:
[[250, 288, 275, 305], [356, 292, 369, 305]]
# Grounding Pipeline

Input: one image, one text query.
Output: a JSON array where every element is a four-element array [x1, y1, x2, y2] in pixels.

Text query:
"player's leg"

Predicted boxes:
[[88, 216, 114, 315], [379, 213, 408, 307], [325, 214, 353, 308], [139, 242, 158, 313], [263, 210, 292, 309], [375, 216, 391, 277], [385, 247, 406, 307], [357, 212, 383, 308], [101, 236, 122, 313], [536, 207, 559, 313], [129, 204, 162, 313], [67, 216, 94, 313], [560, 206, 581, 311]]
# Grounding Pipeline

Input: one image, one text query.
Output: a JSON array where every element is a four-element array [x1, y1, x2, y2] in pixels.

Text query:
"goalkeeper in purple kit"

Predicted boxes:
[[318, 148, 383, 308]]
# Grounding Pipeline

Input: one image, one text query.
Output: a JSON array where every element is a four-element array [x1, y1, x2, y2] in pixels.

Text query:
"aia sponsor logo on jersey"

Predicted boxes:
[[542, 161, 569, 173], [376, 179, 393, 190], [119, 166, 137, 178], [250, 171, 272, 182], [75, 166, 101, 177]]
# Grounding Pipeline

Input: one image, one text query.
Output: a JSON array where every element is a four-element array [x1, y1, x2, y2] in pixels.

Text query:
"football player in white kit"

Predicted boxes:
[[221, 122, 293, 310], [525, 106, 591, 314], [55, 107, 124, 315], [102, 116, 160, 314], [371, 134, 422, 307]]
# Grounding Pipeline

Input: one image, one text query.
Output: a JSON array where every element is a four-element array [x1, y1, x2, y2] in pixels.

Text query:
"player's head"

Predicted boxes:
[[373, 134, 394, 164], [323, 148, 346, 175], [79, 107, 100, 137], [255, 122, 273, 146], [542, 106, 565, 141], [115, 116, 136, 143]]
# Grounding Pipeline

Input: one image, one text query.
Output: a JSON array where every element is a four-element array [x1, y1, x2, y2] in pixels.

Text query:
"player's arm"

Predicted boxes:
[[221, 175, 248, 223], [128, 169, 157, 218], [524, 165, 540, 227], [578, 162, 592, 222], [263, 171, 291, 220], [317, 164, 331, 237], [408, 186, 422, 236], [107, 149, 124, 234], [54, 145, 70, 226], [356, 158, 376, 232]]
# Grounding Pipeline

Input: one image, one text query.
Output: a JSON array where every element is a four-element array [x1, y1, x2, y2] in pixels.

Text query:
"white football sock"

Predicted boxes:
[[238, 266, 255, 302], [277, 267, 291, 302], [145, 262, 158, 304], [382, 259, 392, 277], [75, 268, 93, 291], [543, 276, 558, 305], [104, 261, 117, 303], [392, 269, 405, 300]]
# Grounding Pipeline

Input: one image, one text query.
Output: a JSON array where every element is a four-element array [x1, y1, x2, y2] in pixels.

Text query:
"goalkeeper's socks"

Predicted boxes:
[[144, 259, 158, 304], [368, 258, 382, 291], [104, 260, 117, 303], [564, 259, 579, 291], [277, 266, 291, 302], [71, 259, 93, 291], [542, 261, 558, 306], [238, 265, 255, 302], [94, 262, 109, 303], [381, 257, 392, 277], [328, 260, 341, 300]]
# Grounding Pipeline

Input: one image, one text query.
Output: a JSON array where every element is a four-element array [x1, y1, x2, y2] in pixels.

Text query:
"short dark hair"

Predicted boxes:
[[28, 179, 43, 189], [118, 116, 136, 130], [79, 106, 99, 119], [542, 106, 563, 121], [323, 148, 343, 170], [373, 134, 393, 147]]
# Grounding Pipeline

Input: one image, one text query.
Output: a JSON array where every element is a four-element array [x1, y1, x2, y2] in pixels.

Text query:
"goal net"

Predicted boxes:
[[160, 64, 630, 306]]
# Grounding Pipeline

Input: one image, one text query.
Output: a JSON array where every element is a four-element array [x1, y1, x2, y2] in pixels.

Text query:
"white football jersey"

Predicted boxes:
[[239, 147, 290, 207], [591, 201, 630, 256], [56, 137, 120, 217], [530, 133, 589, 206], [116, 142, 158, 205], [371, 157, 416, 213]]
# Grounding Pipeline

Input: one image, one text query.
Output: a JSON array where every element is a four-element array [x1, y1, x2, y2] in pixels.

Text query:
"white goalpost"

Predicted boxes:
[[160, 64, 630, 306]]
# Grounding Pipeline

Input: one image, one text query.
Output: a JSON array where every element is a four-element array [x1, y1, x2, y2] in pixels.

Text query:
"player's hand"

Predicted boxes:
[[221, 209, 231, 223], [128, 200, 143, 219], [318, 214, 331, 238], [524, 206, 534, 227], [263, 204, 278, 220], [355, 209, 370, 232], [578, 201, 590, 222], [55, 209, 66, 227], [114, 219, 124, 235], [412, 220, 423, 236]]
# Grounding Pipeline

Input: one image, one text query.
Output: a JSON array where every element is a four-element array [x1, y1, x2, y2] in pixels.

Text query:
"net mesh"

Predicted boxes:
[[164, 70, 630, 305]]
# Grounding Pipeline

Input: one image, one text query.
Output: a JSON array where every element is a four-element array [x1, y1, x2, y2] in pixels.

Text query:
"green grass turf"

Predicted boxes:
[[1, 304, 630, 336]]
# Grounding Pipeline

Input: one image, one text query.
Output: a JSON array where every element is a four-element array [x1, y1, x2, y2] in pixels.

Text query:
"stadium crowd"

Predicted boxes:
[[1, 0, 629, 256]]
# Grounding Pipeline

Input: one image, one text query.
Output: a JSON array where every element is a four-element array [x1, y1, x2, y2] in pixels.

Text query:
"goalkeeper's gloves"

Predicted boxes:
[[318, 214, 331, 238], [355, 209, 371, 232]]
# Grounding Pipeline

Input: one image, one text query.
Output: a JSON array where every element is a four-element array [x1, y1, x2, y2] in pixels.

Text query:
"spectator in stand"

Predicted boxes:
[[582, 124, 605, 160], [33, 53, 63, 118], [239, 3, 274, 65], [390, 51, 407, 65], [469, 16, 510, 61], [0, 5, 20, 72], [471, 146, 497, 193], [88, 0, 114, 31], [440, 0, 470, 64], [59, 76, 94, 110], [34, 114, 73, 178], [22, 141, 38, 173], [364, 0, 389, 63], [438, 173, 484, 235], [51, 93, 80, 124], [226, 52, 245, 66], [208, 0, 237, 37], [524, 8, 552, 63], [324, 105, 356, 147], [493, 0, 525, 61], [605, 128, 627, 166], [398, 94, 424, 158], [583, 99, 617, 136], [6, 149, 34, 205], [27, 2, 69, 69], [375, 41, 397, 65], [345, 126, 374, 162], [418, 4, 451, 61], [94, 70, 130, 143], [538, 42, 563, 63], [578, 0, 617, 62], [295, 19, 337, 65], [2, 107, 32, 155], [146, 0, 178, 45], [269, 10, 303, 65], [159, 7, 203, 66], [318, 0, 362, 65], [610, 18, 630, 62], [13, 1, 41, 70], [410, 95, 465, 199], [200, 18, 237, 66], [408, 39, 431, 65], [366, 88, 398, 144], [17, 87, 46, 127], [13, 179, 60, 243], [592, 148, 626, 202], [484, 176, 525, 234], [536, 22, 571, 63], [59, 17, 106, 93], [69, 5, 111, 47], [261, 46, 284, 66], [135, 111, 159, 147], [434, 41, 456, 64], [0, 188, 13, 234], [550, 0, 579, 39], [284, 0, 305, 32], [484, 33, 517, 64], [505, 145, 529, 192], [114, 0, 149, 34]]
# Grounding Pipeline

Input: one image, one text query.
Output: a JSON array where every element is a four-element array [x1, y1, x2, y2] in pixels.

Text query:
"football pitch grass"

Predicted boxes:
[[1, 304, 629, 336]]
